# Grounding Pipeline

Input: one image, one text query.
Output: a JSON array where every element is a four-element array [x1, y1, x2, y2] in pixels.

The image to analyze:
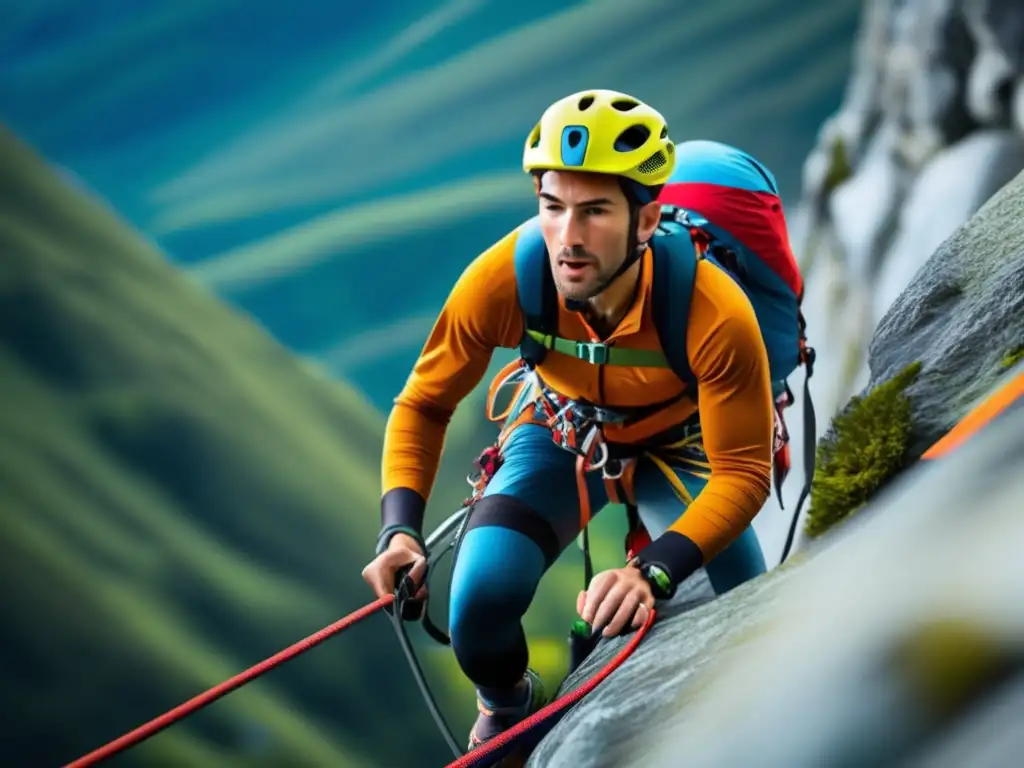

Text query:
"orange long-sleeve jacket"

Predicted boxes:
[[380, 222, 774, 570]]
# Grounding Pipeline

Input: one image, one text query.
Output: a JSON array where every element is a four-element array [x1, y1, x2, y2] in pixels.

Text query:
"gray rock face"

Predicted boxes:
[[778, 0, 1024, 556], [966, 0, 1024, 133], [638, 374, 1024, 768], [794, 0, 1024, 413], [525, 165, 1024, 768], [964, 0, 1024, 80], [870, 129, 1024, 327], [525, 568, 792, 768], [884, 0, 976, 165], [867, 167, 1024, 458]]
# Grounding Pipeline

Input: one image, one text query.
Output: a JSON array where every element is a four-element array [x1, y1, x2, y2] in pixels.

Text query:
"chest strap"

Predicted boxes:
[[524, 329, 672, 368]]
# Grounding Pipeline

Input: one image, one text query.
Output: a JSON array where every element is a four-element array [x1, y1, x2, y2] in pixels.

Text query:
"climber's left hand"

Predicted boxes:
[[576, 566, 654, 638]]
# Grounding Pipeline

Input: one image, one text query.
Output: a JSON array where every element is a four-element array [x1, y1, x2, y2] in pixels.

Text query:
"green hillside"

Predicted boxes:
[[0, 124, 481, 767], [0, 122, 642, 767]]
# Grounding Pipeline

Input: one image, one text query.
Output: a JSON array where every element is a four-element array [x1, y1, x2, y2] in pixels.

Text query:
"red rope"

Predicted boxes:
[[64, 593, 657, 768], [445, 607, 657, 768], [64, 594, 395, 768]]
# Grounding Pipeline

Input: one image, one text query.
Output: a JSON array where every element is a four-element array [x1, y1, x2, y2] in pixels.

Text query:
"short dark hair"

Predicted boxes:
[[531, 170, 661, 206]]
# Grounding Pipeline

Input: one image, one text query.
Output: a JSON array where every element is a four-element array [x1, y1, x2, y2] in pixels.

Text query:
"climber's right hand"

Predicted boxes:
[[361, 532, 428, 601]]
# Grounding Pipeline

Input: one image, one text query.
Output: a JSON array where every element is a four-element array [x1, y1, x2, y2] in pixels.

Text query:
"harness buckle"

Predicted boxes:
[[573, 402, 628, 425], [576, 341, 609, 365]]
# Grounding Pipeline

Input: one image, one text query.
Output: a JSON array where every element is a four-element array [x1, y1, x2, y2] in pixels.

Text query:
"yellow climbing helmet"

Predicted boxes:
[[522, 89, 676, 187]]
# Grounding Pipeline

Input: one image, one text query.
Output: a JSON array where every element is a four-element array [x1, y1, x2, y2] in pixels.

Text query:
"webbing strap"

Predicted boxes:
[[524, 328, 671, 368], [779, 352, 817, 564], [390, 567, 464, 760], [651, 233, 700, 393]]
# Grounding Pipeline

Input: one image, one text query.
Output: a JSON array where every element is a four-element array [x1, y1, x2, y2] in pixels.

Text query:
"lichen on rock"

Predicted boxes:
[[804, 361, 922, 539], [1001, 344, 1024, 369], [824, 133, 854, 194]]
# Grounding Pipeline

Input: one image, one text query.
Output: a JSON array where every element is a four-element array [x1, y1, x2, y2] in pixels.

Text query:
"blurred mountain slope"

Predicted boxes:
[[0, 123, 469, 767]]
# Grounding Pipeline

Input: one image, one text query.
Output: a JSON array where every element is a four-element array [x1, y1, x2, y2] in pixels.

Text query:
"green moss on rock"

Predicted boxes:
[[824, 134, 853, 194], [1000, 345, 1024, 370], [804, 361, 923, 538]]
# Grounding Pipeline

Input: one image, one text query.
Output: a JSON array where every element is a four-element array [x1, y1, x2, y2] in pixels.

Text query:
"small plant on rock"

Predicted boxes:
[[999, 344, 1023, 371], [804, 361, 922, 538]]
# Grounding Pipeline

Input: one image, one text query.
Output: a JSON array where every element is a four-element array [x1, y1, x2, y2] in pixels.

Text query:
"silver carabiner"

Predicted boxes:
[[580, 426, 609, 471]]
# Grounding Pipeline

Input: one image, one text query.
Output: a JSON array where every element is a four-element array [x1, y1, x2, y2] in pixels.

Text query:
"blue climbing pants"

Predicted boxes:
[[447, 419, 767, 691]]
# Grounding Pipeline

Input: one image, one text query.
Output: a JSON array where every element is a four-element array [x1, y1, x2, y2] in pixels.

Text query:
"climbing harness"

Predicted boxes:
[[779, 325, 817, 564], [469, 328, 813, 670], [61, 504, 653, 768], [482, 358, 710, 577], [486, 340, 816, 571]]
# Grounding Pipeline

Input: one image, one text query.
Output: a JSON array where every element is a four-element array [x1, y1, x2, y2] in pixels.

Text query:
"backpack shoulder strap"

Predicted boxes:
[[512, 216, 558, 368], [650, 232, 700, 394]]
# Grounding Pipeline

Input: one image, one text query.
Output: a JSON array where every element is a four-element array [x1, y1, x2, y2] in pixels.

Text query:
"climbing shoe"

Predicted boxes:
[[467, 667, 546, 755]]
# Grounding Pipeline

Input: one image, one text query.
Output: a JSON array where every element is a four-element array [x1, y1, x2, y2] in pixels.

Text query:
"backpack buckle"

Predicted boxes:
[[576, 341, 609, 365]]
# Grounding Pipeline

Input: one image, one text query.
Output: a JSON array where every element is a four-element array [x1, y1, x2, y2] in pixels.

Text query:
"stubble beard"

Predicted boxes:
[[551, 246, 614, 302], [553, 273, 605, 302]]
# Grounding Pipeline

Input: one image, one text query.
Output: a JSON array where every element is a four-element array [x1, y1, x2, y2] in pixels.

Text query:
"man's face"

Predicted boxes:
[[537, 171, 632, 302]]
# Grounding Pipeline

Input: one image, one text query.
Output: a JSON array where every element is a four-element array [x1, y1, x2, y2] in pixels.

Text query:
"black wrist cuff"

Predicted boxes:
[[381, 487, 426, 532], [378, 488, 427, 555], [635, 530, 704, 586]]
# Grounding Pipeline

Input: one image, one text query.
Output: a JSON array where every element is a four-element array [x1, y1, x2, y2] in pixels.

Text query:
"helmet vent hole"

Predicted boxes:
[[612, 99, 639, 112], [637, 151, 667, 175], [578, 95, 595, 110], [614, 125, 650, 152], [660, 126, 668, 139], [567, 129, 583, 148]]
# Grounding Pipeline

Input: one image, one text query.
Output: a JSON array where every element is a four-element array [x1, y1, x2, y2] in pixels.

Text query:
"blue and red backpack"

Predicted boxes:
[[512, 140, 817, 556]]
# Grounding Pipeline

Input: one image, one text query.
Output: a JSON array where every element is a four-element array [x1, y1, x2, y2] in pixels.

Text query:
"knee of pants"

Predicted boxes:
[[448, 498, 556, 653]]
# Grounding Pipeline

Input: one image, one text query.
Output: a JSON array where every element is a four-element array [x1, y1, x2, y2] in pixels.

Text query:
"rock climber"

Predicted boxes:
[[362, 89, 776, 751]]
